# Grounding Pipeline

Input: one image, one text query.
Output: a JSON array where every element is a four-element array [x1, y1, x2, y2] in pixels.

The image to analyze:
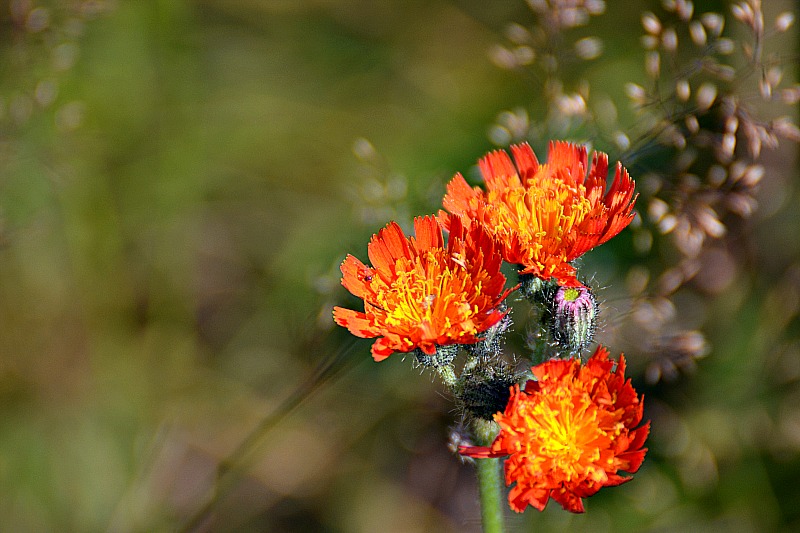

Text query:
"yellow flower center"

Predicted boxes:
[[374, 250, 478, 338], [485, 168, 594, 271], [530, 389, 604, 481], [562, 287, 580, 301], [505, 374, 623, 486]]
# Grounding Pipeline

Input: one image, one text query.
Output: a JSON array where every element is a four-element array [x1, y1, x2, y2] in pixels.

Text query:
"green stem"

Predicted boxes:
[[473, 419, 505, 533], [476, 456, 505, 533]]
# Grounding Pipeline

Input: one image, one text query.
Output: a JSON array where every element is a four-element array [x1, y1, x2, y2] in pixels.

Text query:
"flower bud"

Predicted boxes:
[[458, 360, 516, 420], [549, 285, 598, 353]]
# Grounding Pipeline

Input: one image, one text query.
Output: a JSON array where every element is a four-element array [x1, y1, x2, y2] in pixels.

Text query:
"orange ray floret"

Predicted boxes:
[[441, 141, 637, 286], [460, 347, 650, 513], [333, 215, 512, 361]]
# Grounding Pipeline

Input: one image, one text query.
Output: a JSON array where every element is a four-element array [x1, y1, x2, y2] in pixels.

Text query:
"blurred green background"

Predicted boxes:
[[1, 1, 799, 531]]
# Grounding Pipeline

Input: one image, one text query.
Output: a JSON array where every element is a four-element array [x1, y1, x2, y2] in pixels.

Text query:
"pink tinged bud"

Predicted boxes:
[[550, 285, 598, 353]]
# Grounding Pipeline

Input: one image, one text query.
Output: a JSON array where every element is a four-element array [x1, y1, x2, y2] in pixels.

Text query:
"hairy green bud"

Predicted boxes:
[[458, 360, 516, 420]]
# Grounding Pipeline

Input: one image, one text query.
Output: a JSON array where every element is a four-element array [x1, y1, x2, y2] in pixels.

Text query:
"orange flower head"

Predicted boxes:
[[441, 141, 637, 286], [333, 215, 512, 361], [459, 347, 650, 513]]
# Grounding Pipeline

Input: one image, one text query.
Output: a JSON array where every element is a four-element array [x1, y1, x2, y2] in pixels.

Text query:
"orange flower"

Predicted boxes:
[[333, 215, 511, 361], [441, 141, 637, 286], [460, 347, 650, 513]]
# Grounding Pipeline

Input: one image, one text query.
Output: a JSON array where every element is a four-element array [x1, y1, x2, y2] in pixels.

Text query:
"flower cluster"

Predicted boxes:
[[334, 141, 647, 515]]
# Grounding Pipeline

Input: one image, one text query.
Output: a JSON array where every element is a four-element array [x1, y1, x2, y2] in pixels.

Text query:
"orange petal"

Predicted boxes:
[[457, 445, 499, 458], [370, 337, 395, 361], [604, 474, 633, 487], [442, 173, 484, 216], [547, 141, 587, 183], [367, 221, 409, 272], [510, 142, 540, 182], [479, 147, 522, 190], [412, 215, 443, 252], [552, 489, 586, 513], [332, 307, 377, 338], [340, 254, 371, 298], [585, 149, 609, 191]]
